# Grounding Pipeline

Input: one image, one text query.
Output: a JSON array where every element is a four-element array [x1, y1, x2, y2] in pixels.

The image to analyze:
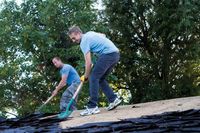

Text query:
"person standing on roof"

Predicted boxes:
[[68, 26, 121, 116], [52, 57, 81, 112]]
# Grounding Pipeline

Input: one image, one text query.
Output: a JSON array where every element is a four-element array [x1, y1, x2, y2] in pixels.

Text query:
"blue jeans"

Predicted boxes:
[[88, 52, 120, 108]]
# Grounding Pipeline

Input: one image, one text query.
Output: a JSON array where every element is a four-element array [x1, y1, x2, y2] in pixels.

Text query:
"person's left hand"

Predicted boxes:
[[80, 75, 88, 82]]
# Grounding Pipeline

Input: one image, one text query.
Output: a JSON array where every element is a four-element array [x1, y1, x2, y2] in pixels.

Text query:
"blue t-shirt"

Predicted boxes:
[[60, 64, 80, 85], [80, 31, 119, 56]]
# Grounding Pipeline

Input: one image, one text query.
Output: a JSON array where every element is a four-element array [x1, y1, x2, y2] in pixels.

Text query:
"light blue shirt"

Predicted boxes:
[[80, 31, 119, 56], [60, 64, 80, 85]]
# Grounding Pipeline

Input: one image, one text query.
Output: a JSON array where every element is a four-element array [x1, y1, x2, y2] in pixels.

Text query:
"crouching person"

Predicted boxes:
[[52, 57, 81, 112]]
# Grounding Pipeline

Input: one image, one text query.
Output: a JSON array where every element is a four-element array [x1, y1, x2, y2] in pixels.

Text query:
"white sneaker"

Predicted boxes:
[[80, 106, 100, 116], [107, 97, 122, 111]]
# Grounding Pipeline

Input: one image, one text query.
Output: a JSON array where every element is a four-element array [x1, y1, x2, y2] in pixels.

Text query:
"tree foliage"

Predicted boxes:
[[103, 0, 200, 103], [0, 0, 200, 118], [0, 0, 97, 117]]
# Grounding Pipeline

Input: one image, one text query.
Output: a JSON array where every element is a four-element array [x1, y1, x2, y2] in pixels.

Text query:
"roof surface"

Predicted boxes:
[[1, 96, 200, 132]]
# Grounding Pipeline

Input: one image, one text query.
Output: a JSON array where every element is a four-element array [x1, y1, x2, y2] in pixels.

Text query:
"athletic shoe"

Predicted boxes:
[[107, 97, 122, 111], [80, 106, 100, 116]]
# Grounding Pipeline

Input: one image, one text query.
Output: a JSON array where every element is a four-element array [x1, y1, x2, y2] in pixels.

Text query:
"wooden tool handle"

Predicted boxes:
[[72, 82, 83, 99], [44, 95, 54, 105]]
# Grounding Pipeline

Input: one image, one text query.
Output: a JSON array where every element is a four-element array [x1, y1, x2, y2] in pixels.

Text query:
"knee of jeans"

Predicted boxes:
[[90, 72, 101, 81], [90, 77, 100, 84]]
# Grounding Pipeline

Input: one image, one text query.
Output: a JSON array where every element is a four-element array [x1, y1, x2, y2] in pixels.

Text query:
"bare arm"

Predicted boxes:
[[52, 75, 67, 96], [84, 52, 92, 79]]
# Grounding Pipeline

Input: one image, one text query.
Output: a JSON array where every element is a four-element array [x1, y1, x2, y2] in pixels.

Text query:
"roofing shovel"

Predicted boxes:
[[58, 81, 83, 119]]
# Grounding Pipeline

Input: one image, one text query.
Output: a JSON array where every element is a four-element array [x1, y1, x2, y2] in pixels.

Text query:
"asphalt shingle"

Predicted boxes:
[[1, 109, 200, 132]]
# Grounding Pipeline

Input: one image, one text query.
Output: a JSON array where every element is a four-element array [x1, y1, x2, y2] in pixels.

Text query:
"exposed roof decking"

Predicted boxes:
[[1, 96, 200, 132], [60, 96, 200, 128]]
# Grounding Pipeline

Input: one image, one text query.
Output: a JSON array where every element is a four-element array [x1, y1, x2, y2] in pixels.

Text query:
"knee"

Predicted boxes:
[[61, 91, 71, 101], [90, 72, 100, 83]]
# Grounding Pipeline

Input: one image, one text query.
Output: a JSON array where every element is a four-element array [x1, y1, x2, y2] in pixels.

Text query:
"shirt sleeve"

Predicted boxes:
[[80, 37, 90, 55], [61, 66, 69, 76]]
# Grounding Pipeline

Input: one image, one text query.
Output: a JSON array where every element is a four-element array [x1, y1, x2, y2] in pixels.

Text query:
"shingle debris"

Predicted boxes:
[[1, 109, 200, 132]]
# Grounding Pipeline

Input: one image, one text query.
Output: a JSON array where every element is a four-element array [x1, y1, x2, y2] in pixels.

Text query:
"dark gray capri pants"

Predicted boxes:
[[60, 82, 80, 111]]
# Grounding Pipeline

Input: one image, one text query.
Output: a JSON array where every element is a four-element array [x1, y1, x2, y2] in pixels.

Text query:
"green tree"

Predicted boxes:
[[0, 0, 98, 117], [103, 0, 200, 103]]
